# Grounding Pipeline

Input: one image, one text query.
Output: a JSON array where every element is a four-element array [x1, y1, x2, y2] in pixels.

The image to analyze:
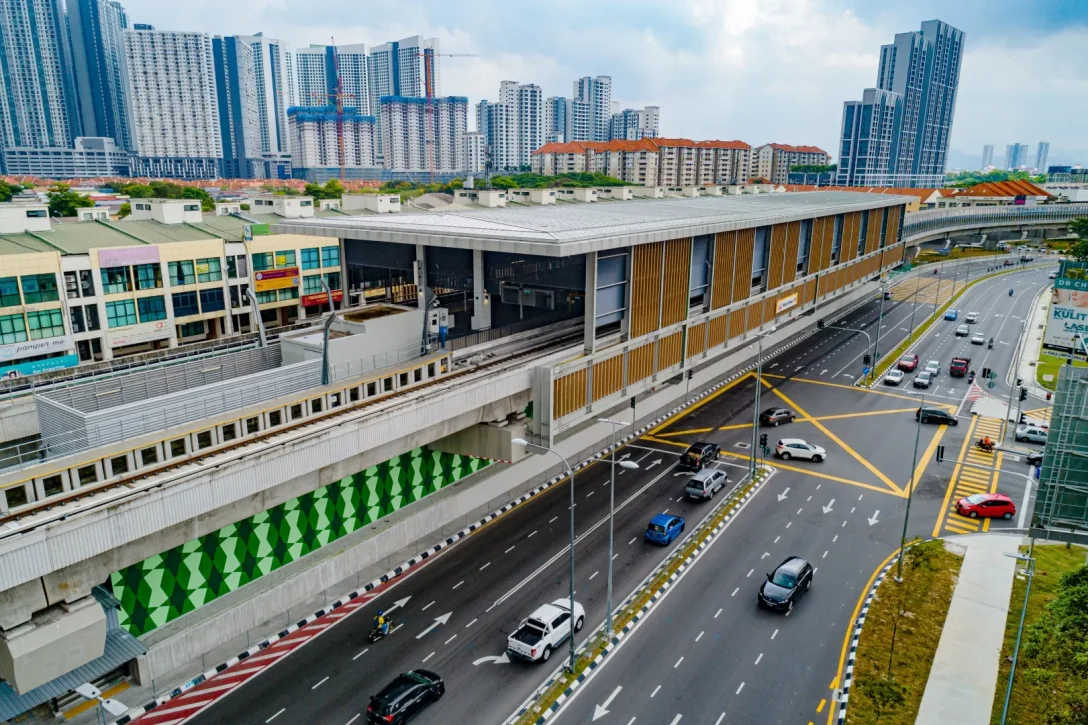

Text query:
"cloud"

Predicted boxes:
[[118, 0, 1087, 161]]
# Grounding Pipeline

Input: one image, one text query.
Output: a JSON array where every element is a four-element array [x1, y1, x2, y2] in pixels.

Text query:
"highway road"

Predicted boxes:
[[183, 257, 1056, 725]]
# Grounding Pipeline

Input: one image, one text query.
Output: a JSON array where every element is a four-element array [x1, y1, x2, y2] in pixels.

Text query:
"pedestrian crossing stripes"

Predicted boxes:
[[934, 416, 1004, 536], [966, 383, 983, 402]]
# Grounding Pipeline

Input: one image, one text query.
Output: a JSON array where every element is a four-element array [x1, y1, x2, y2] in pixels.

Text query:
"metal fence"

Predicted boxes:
[[447, 311, 577, 351], [903, 203, 1088, 239], [329, 336, 440, 381], [1033, 365, 1088, 534]]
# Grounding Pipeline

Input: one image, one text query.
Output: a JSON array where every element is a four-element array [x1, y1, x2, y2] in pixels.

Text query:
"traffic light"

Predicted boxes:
[[1019, 386, 1028, 401], [817, 319, 825, 329], [1016, 378, 1023, 387], [759, 432, 768, 448], [982, 367, 991, 380], [936, 445, 945, 464], [863, 354, 872, 366]]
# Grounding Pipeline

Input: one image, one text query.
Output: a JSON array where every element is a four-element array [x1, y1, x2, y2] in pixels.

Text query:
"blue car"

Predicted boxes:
[[944, 309, 959, 321], [645, 513, 685, 545]]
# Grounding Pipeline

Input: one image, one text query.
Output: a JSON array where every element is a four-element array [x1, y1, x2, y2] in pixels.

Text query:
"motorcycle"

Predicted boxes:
[[1009, 289, 1014, 297], [367, 618, 396, 643], [987, 339, 994, 349], [968, 371, 976, 384], [975, 439, 995, 453]]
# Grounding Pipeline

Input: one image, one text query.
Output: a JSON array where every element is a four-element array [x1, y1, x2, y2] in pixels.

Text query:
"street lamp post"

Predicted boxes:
[[749, 327, 777, 481], [75, 683, 128, 725], [512, 437, 578, 673], [597, 418, 639, 637], [999, 544, 1036, 725], [871, 279, 889, 378], [895, 392, 925, 582], [1002, 319, 1028, 443]]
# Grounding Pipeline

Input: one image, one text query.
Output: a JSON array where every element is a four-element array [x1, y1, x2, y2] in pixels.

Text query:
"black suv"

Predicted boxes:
[[1025, 451, 1043, 467], [916, 407, 958, 426], [758, 556, 813, 613], [759, 407, 796, 426], [367, 670, 445, 724], [679, 441, 721, 472]]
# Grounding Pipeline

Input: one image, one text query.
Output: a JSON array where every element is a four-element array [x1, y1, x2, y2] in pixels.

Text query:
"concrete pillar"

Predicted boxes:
[[414, 244, 428, 310], [584, 251, 597, 354], [470, 249, 491, 331], [0, 596, 105, 694]]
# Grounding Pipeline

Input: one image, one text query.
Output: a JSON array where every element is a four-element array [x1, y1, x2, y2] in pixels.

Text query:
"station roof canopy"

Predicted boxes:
[[273, 191, 911, 257]]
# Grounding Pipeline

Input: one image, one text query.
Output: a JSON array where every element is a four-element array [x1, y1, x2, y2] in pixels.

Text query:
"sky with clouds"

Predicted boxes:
[[121, 0, 1088, 167]]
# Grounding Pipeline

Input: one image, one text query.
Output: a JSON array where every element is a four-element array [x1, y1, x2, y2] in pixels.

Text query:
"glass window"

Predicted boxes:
[[138, 295, 167, 322], [100, 267, 131, 294], [797, 219, 812, 273], [179, 321, 205, 337], [278, 287, 298, 301], [199, 288, 225, 312], [0, 277, 20, 307], [321, 246, 340, 268], [303, 274, 324, 295], [879, 207, 889, 248], [275, 250, 296, 268], [0, 313, 28, 344], [27, 309, 65, 339], [167, 260, 195, 286], [21, 273, 60, 303], [227, 255, 248, 278], [85, 304, 100, 331], [134, 263, 162, 290], [858, 210, 870, 256], [172, 291, 199, 317], [64, 271, 81, 299], [251, 252, 273, 271], [70, 306, 86, 333], [255, 290, 277, 304], [196, 257, 222, 283], [751, 226, 770, 288], [105, 300, 137, 328], [79, 270, 95, 297], [325, 272, 341, 290], [301, 247, 320, 270]]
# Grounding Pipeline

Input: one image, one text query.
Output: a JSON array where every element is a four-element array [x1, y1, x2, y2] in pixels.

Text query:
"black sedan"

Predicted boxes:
[[758, 556, 813, 613], [1025, 451, 1043, 467], [916, 407, 958, 426], [759, 407, 796, 426], [367, 670, 445, 724]]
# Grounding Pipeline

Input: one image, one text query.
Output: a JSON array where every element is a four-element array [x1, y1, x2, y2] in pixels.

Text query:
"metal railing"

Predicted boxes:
[[329, 335, 440, 381], [447, 311, 577, 351], [903, 203, 1088, 239]]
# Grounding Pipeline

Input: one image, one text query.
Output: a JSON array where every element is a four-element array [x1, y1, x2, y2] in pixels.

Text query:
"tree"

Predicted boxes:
[[1071, 217, 1088, 240], [117, 183, 154, 198], [302, 179, 346, 200], [1070, 239, 1088, 263], [0, 180, 23, 203], [181, 186, 215, 211], [47, 184, 94, 217], [857, 674, 906, 723], [117, 202, 131, 219]]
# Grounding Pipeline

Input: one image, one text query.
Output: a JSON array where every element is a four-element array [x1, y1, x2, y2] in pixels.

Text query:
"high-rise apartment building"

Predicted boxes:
[[0, 0, 81, 169], [67, 0, 132, 150], [1035, 142, 1050, 172], [237, 34, 295, 162], [838, 20, 964, 187], [212, 36, 260, 179], [294, 44, 368, 112], [545, 96, 566, 143], [574, 76, 611, 142], [287, 106, 376, 180], [462, 130, 485, 173], [981, 143, 994, 169], [609, 106, 661, 141], [379, 95, 466, 173], [1005, 143, 1029, 170], [368, 36, 439, 161], [477, 81, 543, 171], [837, 89, 902, 186], [122, 28, 221, 178]]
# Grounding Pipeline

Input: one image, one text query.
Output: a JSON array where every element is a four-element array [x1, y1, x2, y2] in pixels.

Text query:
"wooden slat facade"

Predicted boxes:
[[629, 241, 664, 339], [766, 223, 789, 291], [781, 221, 800, 285], [865, 208, 882, 254], [729, 307, 747, 338], [810, 216, 831, 273], [886, 205, 902, 247], [553, 369, 587, 418], [840, 211, 860, 263], [628, 342, 655, 385], [591, 355, 623, 403], [731, 228, 755, 303], [708, 314, 728, 348], [710, 231, 737, 309], [661, 238, 692, 327], [658, 332, 684, 370], [687, 321, 707, 359]]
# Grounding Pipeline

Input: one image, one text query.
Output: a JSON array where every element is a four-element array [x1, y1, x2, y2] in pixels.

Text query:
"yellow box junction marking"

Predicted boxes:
[[648, 372, 752, 436], [931, 416, 1004, 536]]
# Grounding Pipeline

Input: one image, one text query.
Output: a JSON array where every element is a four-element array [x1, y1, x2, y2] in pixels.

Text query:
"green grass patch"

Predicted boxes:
[[1035, 352, 1088, 391], [845, 540, 964, 725], [512, 468, 769, 724], [990, 544, 1088, 725]]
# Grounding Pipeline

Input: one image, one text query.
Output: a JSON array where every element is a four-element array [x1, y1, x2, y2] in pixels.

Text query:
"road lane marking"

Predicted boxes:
[[345, 715, 360, 725], [422, 601, 435, 611], [549, 516, 558, 523], [479, 562, 491, 571], [353, 648, 369, 660], [851, 507, 855, 513], [817, 698, 827, 713], [422, 651, 434, 663], [589, 571, 599, 580], [832, 535, 838, 542], [733, 586, 740, 595], [629, 537, 637, 545], [465, 618, 477, 628], [736, 682, 745, 695], [761, 552, 769, 559], [505, 545, 516, 554], [746, 569, 754, 577], [587, 490, 595, 498], [715, 715, 725, 725], [452, 580, 464, 590], [715, 608, 722, 618], [312, 676, 329, 690], [670, 716, 682, 725], [774, 536, 780, 543], [755, 653, 763, 665], [266, 709, 285, 723], [674, 656, 684, 668], [445, 634, 457, 645], [771, 629, 778, 640], [528, 530, 538, 538], [787, 522, 792, 528], [651, 685, 661, 698], [822, 551, 829, 558], [696, 631, 704, 642], [808, 495, 812, 501], [842, 520, 847, 527], [797, 508, 803, 514]]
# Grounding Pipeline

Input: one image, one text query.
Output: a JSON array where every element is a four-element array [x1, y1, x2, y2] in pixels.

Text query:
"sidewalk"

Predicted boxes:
[[915, 533, 1021, 725], [1017, 284, 1051, 400]]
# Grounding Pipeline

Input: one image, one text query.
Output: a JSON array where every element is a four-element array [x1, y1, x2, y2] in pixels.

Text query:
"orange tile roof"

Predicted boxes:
[[696, 140, 751, 150], [951, 180, 1055, 198], [767, 143, 829, 155]]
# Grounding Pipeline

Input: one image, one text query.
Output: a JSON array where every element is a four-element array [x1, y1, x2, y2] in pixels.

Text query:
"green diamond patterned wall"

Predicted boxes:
[[110, 447, 490, 637]]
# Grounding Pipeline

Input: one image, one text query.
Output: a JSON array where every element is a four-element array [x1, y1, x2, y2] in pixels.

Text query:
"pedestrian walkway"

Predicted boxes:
[[916, 533, 1020, 725], [1017, 284, 1052, 399]]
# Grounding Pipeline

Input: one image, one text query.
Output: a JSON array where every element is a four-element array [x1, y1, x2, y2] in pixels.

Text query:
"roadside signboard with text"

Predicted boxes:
[[1045, 279, 1088, 347], [301, 289, 343, 307], [253, 267, 300, 292]]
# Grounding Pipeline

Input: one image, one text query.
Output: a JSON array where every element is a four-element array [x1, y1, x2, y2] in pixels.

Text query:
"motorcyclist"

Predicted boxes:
[[979, 435, 994, 451], [968, 369, 976, 383], [373, 610, 389, 636], [1009, 288, 1014, 296], [988, 337, 994, 349]]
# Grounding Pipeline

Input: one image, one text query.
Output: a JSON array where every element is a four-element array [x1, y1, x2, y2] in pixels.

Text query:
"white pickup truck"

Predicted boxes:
[[506, 599, 585, 663]]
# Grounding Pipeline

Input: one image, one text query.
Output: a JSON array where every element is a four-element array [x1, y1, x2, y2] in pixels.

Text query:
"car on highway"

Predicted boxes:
[[1025, 451, 1043, 467], [925, 360, 941, 376], [955, 325, 970, 337], [898, 353, 919, 372], [679, 441, 721, 472], [759, 407, 796, 426], [916, 406, 958, 425], [758, 556, 813, 613], [944, 309, 959, 321], [949, 357, 971, 377], [367, 670, 445, 724], [1049, 271, 1058, 279], [685, 468, 728, 501], [965, 312, 979, 324], [884, 369, 905, 386], [955, 492, 1016, 520], [1021, 256, 1034, 262], [507, 600, 585, 663], [971, 333, 986, 345], [1015, 425, 1048, 444], [774, 438, 826, 462], [645, 513, 685, 545], [913, 371, 933, 389], [1004, 259, 1015, 267]]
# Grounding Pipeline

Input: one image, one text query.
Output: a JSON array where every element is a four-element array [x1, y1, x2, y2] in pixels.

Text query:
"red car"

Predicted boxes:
[[955, 493, 1016, 520], [898, 354, 919, 372]]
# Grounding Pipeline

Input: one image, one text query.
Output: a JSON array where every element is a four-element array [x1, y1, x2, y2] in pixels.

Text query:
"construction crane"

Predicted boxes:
[[418, 51, 479, 183], [318, 38, 357, 182]]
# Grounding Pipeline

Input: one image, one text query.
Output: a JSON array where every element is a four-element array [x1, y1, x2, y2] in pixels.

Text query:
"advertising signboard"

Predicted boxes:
[[97, 246, 161, 268], [775, 292, 799, 314], [106, 320, 172, 348], [300, 289, 343, 307], [0, 335, 74, 363], [1044, 279, 1088, 348], [0, 353, 79, 379], [253, 267, 300, 292]]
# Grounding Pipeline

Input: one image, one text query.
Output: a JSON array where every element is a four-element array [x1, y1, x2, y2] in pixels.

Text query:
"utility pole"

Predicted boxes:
[[896, 392, 924, 582]]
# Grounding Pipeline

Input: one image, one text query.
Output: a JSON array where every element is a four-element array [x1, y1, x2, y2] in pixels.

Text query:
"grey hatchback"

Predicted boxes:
[[685, 468, 728, 501]]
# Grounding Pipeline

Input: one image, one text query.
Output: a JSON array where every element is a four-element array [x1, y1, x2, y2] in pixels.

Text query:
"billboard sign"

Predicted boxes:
[[253, 267, 300, 292], [0, 335, 74, 363], [98, 246, 161, 268], [775, 292, 799, 314], [301, 289, 343, 307], [106, 320, 172, 348], [1044, 283, 1088, 347], [0, 353, 79, 379]]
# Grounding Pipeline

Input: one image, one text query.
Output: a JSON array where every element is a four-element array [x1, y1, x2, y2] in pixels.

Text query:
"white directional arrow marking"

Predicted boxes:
[[822, 498, 836, 514], [619, 452, 631, 461], [472, 652, 511, 666], [647, 459, 663, 471], [385, 597, 411, 614], [777, 487, 790, 502], [868, 510, 881, 526], [415, 612, 452, 639], [593, 686, 623, 721], [673, 471, 688, 477], [820, 369, 828, 375]]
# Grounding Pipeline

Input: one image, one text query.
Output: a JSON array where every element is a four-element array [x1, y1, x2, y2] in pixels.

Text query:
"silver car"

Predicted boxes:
[[955, 325, 969, 337], [685, 469, 728, 500], [1015, 425, 1047, 444], [924, 360, 941, 377], [913, 371, 932, 389]]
